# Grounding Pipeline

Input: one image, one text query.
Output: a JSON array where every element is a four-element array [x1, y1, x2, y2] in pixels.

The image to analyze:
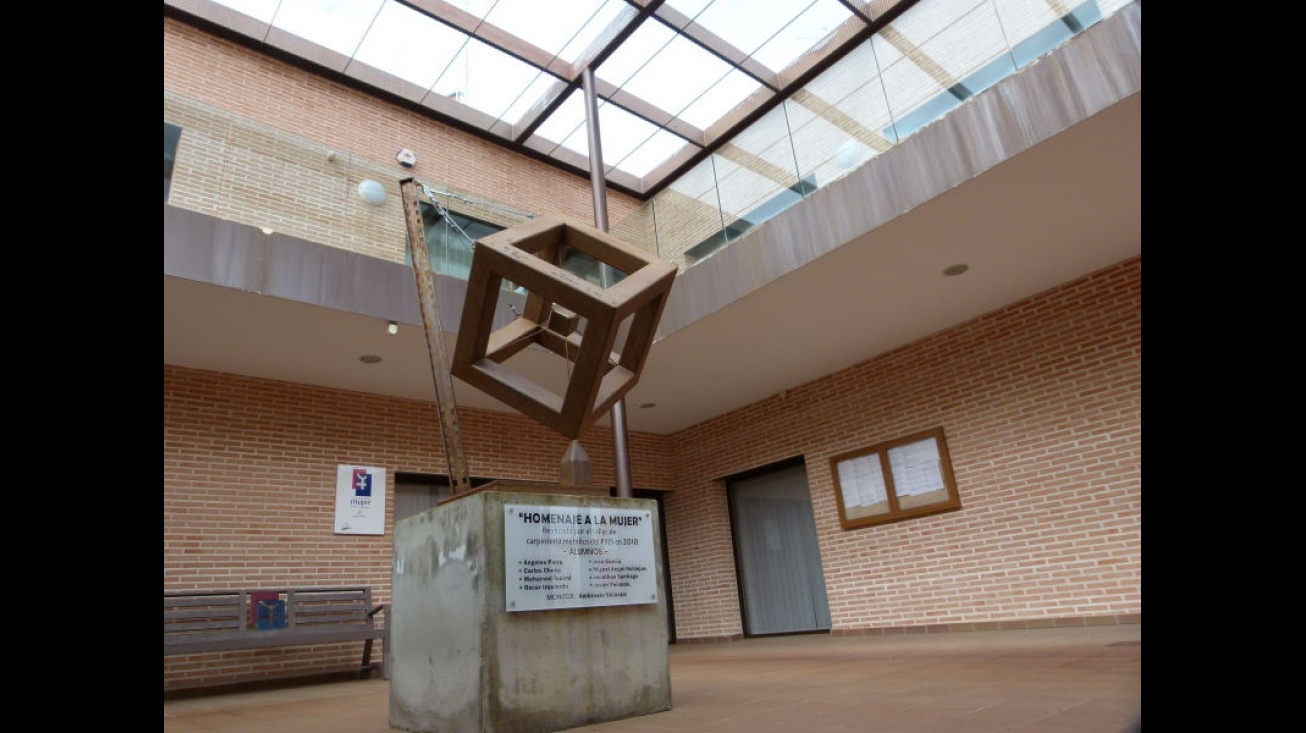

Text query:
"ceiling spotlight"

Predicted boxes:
[[387, 321, 398, 335], [943, 264, 969, 276], [359, 354, 382, 364], [357, 179, 387, 206]]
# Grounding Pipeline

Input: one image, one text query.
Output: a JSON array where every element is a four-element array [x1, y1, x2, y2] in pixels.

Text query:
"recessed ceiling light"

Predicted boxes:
[[359, 354, 382, 364], [943, 264, 969, 276], [639, 403, 656, 409]]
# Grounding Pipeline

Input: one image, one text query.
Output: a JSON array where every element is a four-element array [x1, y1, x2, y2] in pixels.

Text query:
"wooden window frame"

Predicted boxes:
[[830, 426, 961, 530]]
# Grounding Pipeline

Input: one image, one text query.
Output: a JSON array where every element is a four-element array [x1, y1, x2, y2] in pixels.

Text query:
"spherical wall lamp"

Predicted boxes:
[[357, 179, 387, 206]]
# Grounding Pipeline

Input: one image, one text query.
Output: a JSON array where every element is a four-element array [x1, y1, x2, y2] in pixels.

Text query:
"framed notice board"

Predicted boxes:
[[830, 427, 961, 530]]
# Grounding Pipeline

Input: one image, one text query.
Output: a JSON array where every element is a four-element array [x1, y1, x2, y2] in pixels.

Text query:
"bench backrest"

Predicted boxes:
[[284, 588, 377, 628], [164, 587, 378, 638], [164, 590, 247, 636]]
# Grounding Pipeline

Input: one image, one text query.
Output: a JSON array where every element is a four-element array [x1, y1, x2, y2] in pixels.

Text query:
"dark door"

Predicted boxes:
[[728, 461, 831, 636], [632, 488, 676, 643]]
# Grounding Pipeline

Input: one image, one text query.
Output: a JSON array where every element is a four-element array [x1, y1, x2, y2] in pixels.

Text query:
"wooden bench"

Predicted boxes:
[[164, 587, 389, 687]]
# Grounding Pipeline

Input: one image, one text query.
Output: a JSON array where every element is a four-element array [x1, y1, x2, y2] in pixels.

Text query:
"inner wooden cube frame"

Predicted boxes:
[[451, 215, 677, 439]]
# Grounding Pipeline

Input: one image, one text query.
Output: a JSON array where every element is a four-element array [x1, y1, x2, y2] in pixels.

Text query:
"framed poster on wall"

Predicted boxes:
[[334, 465, 387, 535]]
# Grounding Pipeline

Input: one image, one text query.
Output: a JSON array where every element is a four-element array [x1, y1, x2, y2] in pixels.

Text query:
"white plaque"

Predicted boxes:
[[334, 465, 386, 535], [504, 503, 658, 612]]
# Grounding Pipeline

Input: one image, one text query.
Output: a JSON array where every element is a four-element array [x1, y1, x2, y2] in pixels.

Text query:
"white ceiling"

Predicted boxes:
[[163, 90, 1140, 436]]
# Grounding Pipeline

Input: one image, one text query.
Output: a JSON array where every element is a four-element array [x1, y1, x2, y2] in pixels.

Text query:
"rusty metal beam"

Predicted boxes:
[[399, 178, 472, 495]]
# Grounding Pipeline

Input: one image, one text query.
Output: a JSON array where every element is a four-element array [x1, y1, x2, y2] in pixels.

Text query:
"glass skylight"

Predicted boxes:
[[271, 0, 380, 57], [353, 2, 464, 90], [437, 36, 542, 121], [692, 0, 852, 72], [168, 0, 922, 196], [482, 0, 622, 65], [620, 34, 737, 118], [167, 0, 1128, 199]]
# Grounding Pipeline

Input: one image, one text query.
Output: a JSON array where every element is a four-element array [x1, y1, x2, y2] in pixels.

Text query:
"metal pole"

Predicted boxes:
[[582, 67, 633, 499]]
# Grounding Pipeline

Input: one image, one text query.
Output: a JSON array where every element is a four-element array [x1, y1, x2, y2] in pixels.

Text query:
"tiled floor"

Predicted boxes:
[[164, 623, 1140, 732]]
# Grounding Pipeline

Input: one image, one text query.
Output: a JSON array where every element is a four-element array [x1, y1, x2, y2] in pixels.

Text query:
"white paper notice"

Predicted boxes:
[[887, 438, 944, 497], [503, 504, 658, 612], [837, 453, 887, 508]]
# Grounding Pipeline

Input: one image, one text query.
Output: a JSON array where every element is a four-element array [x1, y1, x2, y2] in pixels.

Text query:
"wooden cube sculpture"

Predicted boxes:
[[451, 215, 677, 439]]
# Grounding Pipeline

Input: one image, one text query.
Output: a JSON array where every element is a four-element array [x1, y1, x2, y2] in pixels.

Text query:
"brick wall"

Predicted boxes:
[[163, 369, 674, 690], [163, 257, 1139, 687], [663, 258, 1141, 639]]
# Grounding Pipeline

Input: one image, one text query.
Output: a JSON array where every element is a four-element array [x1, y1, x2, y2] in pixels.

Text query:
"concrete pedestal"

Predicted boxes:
[[390, 482, 671, 733]]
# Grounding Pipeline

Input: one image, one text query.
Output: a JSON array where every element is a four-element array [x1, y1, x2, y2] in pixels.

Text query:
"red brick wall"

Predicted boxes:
[[162, 371, 673, 690], [663, 258, 1141, 639], [163, 257, 1140, 687]]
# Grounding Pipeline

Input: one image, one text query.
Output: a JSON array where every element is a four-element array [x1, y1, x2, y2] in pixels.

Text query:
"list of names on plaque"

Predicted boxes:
[[504, 504, 658, 612]]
